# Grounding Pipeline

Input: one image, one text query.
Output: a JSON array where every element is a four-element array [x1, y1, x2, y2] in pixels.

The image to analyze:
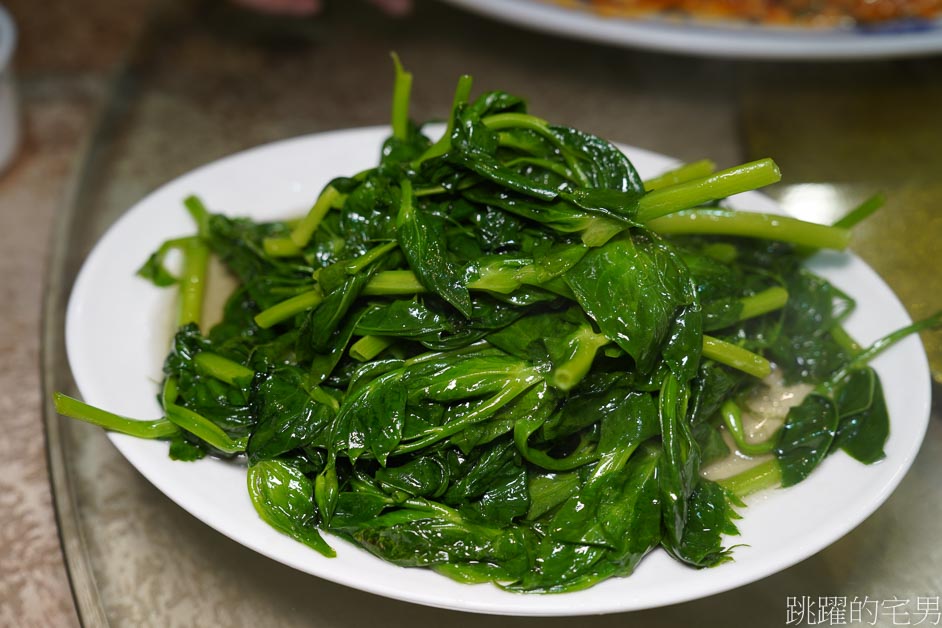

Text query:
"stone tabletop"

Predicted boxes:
[[0, 1, 152, 624]]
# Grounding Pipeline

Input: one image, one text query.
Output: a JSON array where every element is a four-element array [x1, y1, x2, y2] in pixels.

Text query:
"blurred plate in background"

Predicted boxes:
[[439, 0, 942, 60]]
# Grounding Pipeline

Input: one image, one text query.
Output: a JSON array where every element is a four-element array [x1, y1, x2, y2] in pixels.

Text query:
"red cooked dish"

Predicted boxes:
[[554, 0, 942, 26]]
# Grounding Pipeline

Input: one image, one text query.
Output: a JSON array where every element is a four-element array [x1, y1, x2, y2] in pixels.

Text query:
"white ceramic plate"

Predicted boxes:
[[440, 0, 942, 60], [66, 126, 932, 616]]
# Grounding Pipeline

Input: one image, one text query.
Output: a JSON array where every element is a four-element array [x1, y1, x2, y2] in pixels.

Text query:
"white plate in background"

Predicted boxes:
[[440, 0, 942, 60]]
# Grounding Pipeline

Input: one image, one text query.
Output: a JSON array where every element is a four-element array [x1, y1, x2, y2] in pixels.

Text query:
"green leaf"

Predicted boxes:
[[247, 367, 334, 463], [775, 393, 839, 487], [832, 367, 889, 464], [565, 233, 695, 375], [396, 180, 472, 317], [247, 460, 335, 557]]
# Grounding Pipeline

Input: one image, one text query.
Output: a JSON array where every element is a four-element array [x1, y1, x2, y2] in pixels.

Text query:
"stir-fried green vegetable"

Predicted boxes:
[[55, 60, 940, 594]]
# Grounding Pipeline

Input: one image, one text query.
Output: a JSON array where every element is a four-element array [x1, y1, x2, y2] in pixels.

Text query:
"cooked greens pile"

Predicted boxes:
[[56, 60, 940, 593]]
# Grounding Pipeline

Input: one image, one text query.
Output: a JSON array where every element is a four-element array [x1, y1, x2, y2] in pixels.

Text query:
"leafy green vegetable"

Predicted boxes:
[[55, 60, 941, 595]]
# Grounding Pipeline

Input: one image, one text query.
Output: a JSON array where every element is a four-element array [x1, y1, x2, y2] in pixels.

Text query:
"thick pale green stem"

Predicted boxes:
[[391, 53, 412, 141], [718, 459, 781, 498], [254, 289, 323, 329], [165, 403, 247, 454], [350, 335, 395, 362], [636, 159, 782, 223], [361, 270, 426, 296], [194, 352, 255, 386], [178, 237, 209, 328], [721, 400, 777, 456], [54, 393, 180, 439], [550, 327, 610, 392], [834, 193, 884, 229], [262, 237, 302, 258], [648, 208, 850, 250], [643, 159, 716, 192], [825, 310, 942, 393], [289, 185, 340, 249], [183, 195, 211, 237], [702, 335, 771, 379], [414, 74, 472, 166], [739, 287, 789, 322], [481, 112, 551, 136]]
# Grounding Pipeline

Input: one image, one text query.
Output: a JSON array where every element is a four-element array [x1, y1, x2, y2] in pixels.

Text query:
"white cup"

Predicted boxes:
[[0, 4, 19, 174]]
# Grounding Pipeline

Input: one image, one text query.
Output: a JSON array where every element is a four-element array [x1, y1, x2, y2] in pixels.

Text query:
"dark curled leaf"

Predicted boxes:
[[376, 455, 449, 498], [330, 491, 390, 530], [702, 297, 744, 332], [449, 108, 559, 202], [136, 243, 179, 287], [463, 463, 529, 527], [511, 444, 662, 593], [688, 360, 746, 425], [775, 393, 839, 487], [308, 308, 364, 385], [561, 187, 641, 223], [444, 438, 520, 503], [692, 422, 730, 466], [466, 90, 527, 118], [548, 125, 645, 194], [350, 509, 534, 580], [304, 271, 372, 355], [248, 367, 334, 463], [247, 460, 335, 557], [397, 183, 472, 317], [565, 232, 695, 374], [667, 480, 740, 568], [355, 299, 455, 343], [832, 367, 889, 465], [661, 302, 704, 383], [769, 269, 854, 384], [657, 375, 699, 554], [329, 369, 406, 465], [461, 187, 596, 235], [168, 433, 207, 461]]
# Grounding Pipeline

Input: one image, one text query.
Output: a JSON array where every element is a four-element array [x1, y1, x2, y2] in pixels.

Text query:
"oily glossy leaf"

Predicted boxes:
[[540, 373, 624, 440], [168, 433, 207, 461], [688, 360, 746, 425], [657, 375, 700, 554], [329, 491, 390, 530], [303, 271, 372, 354], [565, 232, 695, 375], [355, 299, 455, 341], [376, 454, 450, 498], [463, 463, 529, 527], [511, 444, 662, 593], [692, 421, 730, 466], [660, 302, 704, 383], [548, 125, 645, 194], [775, 393, 839, 487], [832, 367, 889, 465], [397, 187, 472, 317], [667, 480, 740, 568], [329, 369, 406, 465], [350, 508, 534, 580], [769, 269, 854, 384], [247, 460, 335, 557], [248, 367, 334, 463]]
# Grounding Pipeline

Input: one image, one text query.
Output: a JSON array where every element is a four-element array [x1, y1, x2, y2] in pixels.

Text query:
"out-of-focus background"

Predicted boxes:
[[1, 1, 150, 625], [1, 0, 940, 625]]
